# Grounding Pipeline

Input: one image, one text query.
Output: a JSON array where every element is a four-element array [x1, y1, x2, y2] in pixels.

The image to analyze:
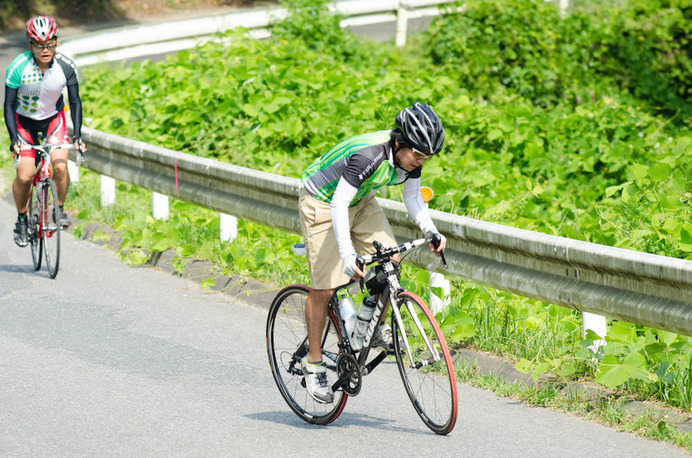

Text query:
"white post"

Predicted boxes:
[[67, 159, 79, 183], [100, 175, 115, 207], [220, 212, 238, 242], [395, 3, 408, 47], [420, 186, 451, 315], [558, 0, 569, 16], [429, 270, 451, 315], [582, 312, 607, 353], [152, 192, 169, 220]]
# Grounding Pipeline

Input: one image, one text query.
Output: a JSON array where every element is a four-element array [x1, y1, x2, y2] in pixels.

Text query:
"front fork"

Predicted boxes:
[[390, 294, 441, 368]]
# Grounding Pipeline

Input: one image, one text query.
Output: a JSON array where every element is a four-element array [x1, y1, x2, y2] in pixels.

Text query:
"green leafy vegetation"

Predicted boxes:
[[66, 168, 309, 285], [2, 0, 690, 416]]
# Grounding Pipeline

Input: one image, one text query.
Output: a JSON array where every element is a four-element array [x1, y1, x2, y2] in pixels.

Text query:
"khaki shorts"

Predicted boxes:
[[299, 187, 397, 290]]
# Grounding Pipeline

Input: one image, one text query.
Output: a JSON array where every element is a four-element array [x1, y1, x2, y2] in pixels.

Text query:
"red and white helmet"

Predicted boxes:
[[26, 15, 58, 42]]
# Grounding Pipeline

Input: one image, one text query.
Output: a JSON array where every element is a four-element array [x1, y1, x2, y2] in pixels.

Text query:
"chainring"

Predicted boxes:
[[336, 352, 362, 396]]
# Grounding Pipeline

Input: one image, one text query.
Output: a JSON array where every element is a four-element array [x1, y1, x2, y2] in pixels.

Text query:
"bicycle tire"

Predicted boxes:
[[28, 183, 43, 271], [392, 291, 458, 435], [41, 178, 60, 279], [266, 284, 348, 425]]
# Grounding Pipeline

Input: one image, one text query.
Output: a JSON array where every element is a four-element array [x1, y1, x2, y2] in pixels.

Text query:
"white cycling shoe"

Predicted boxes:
[[301, 357, 334, 404], [371, 324, 395, 352]]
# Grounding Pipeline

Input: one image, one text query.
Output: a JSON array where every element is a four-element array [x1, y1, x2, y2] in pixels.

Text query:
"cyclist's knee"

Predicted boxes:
[[51, 157, 68, 173], [15, 168, 33, 184], [311, 288, 334, 297], [309, 288, 335, 305]]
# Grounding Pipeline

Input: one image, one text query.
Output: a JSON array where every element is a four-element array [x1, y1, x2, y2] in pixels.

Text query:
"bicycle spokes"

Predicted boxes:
[[392, 292, 457, 434]]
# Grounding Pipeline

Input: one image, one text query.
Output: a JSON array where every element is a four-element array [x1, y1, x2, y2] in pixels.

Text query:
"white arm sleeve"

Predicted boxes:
[[403, 177, 437, 235], [330, 178, 359, 260]]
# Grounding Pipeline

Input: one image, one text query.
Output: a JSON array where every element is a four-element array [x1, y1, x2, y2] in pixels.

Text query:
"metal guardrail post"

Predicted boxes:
[[220, 213, 238, 242], [559, 0, 570, 16], [396, 2, 409, 47], [582, 312, 607, 352], [100, 175, 115, 207], [153, 192, 170, 220], [67, 159, 79, 183]]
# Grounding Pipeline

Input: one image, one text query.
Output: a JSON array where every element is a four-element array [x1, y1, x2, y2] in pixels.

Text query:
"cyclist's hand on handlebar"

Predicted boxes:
[[343, 253, 365, 280], [427, 231, 447, 255], [10, 141, 20, 168], [73, 137, 87, 153], [9, 140, 20, 156]]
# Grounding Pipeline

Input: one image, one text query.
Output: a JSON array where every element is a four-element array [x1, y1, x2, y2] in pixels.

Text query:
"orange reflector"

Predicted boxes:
[[420, 186, 434, 203]]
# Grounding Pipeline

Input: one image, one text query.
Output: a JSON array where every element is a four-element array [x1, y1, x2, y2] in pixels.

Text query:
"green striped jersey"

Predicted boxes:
[[302, 131, 421, 206]]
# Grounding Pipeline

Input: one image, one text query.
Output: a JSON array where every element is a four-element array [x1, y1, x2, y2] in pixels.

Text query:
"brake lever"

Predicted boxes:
[[356, 256, 366, 277], [440, 250, 448, 269], [430, 233, 448, 269]]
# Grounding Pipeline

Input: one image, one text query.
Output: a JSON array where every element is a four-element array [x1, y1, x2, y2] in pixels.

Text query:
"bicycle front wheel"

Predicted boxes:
[[28, 183, 43, 271], [266, 284, 348, 425], [41, 178, 60, 279], [392, 291, 458, 435]]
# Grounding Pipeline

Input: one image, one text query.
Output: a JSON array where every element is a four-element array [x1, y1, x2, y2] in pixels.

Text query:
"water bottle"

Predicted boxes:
[[338, 296, 357, 342], [352, 295, 377, 349]]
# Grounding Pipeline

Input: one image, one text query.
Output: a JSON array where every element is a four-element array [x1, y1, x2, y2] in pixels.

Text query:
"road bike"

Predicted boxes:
[[266, 234, 458, 435], [17, 141, 81, 279]]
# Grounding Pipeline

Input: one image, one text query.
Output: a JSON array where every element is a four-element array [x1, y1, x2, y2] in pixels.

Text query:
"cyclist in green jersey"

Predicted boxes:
[[298, 102, 447, 403]]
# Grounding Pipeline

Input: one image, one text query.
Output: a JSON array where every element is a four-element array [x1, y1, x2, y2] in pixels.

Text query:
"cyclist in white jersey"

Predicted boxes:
[[4, 16, 87, 247], [298, 103, 447, 403]]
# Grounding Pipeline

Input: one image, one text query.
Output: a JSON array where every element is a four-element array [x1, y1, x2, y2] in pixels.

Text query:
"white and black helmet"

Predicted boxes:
[[395, 102, 445, 156]]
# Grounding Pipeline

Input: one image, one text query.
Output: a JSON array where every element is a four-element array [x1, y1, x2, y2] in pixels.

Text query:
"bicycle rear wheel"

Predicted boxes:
[[28, 183, 43, 271], [266, 284, 348, 425], [41, 178, 60, 279], [392, 291, 458, 435]]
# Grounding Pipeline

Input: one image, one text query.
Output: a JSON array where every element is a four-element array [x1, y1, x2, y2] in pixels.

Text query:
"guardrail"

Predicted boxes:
[[61, 0, 455, 66], [75, 127, 692, 337]]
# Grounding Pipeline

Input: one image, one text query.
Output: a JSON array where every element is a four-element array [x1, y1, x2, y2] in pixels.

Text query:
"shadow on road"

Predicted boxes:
[[246, 410, 429, 435]]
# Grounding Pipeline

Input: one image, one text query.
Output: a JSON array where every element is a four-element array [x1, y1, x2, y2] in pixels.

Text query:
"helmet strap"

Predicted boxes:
[[392, 145, 414, 179]]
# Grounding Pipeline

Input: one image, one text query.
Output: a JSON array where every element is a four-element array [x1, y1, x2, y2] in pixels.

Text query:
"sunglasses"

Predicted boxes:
[[31, 43, 56, 51], [411, 147, 431, 159]]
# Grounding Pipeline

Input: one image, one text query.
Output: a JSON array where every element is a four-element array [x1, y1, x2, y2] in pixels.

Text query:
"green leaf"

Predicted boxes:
[[556, 359, 578, 377], [607, 321, 636, 343], [680, 228, 692, 252], [201, 278, 216, 290], [488, 129, 503, 141], [656, 330, 678, 347], [515, 358, 534, 374], [648, 163, 672, 182], [622, 351, 647, 370], [450, 322, 475, 342], [655, 361, 675, 384], [595, 355, 631, 387], [604, 181, 632, 198], [584, 328, 605, 341], [631, 163, 649, 184]]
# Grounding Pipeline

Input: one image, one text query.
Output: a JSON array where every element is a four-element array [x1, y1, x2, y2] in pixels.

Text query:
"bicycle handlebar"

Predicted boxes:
[[20, 143, 74, 154], [15, 143, 84, 168], [356, 233, 448, 270]]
